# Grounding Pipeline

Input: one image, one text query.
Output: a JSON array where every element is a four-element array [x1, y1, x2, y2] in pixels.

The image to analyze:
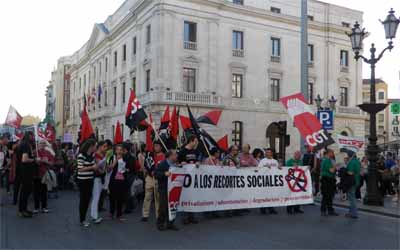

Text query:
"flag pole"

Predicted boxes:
[[147, 107, 169, 152]]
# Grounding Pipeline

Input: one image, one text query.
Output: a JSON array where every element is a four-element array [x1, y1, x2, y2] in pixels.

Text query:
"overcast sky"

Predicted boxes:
[[1, 0, 400, 122]]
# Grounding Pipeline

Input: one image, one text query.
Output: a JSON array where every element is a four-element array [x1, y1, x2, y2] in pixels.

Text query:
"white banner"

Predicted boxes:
[[336, 135, 365, 152], [168, 165, 313, 219]]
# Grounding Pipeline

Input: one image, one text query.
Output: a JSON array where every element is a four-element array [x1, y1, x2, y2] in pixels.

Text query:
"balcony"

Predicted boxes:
[[232, 49, 244, 57], [340, 66, 349, 73], [184, 41, 197, 50], [337, 106, 362, 115], [138, 91, 222, 107], [270, 56, 281, 63]]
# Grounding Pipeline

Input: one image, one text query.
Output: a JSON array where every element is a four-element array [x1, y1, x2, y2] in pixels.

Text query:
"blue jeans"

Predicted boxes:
[[347, 186, 358, 217]]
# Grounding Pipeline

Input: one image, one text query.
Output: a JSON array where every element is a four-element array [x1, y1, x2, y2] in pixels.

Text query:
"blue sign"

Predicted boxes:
[[317, 110, 334, 130]]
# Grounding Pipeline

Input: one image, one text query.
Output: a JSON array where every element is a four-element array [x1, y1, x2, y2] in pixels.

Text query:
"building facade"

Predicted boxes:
[[362, 79, 389, 145], [61, 0, 365, 155], [45, 82, 55, 123]]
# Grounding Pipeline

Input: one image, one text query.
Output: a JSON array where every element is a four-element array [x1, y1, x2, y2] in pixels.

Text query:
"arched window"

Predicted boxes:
[[232, 121, 243, 146], [340, 131, 348, 136]]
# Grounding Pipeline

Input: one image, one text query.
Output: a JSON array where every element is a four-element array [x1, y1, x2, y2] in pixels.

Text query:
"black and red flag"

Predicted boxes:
[[159, 105, 170, 130], [217, 135, 229, 152], [125, 89, 147, 133], [169, 106, 179, 142], [196, 109, 222, 126], [145, 114, 155, 153]]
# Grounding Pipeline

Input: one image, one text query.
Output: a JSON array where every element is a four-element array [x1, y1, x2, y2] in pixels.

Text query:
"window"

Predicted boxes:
[[104, 89, 108, 106], [308, 82, 314, 104], [308, 44, 314, 63], [113, 86, 117, 106], [340, 50, 349, 67], [232, 31, 244, 50], [121, 124, 124, 139], [271, 78, 280, 101], [270, 7, 281, 14], [271, 37, 281, 57], [132, 77, 136, 93], [122, 44, 127, 62], [133, 37, 137, 55], [146, 69, 151, 92], [232, 74, 243, 98], [184, 21, 197, 50], [99, 62, 102, 76], [93, 67, 96, 79], [378, 92, 385, 100], [340, 87, 348, 106], [308, 15, 314, 21], [105, 57, 108, 72], [112, 125, 115, 140], [232, 121, 243, 146], [79, 78, 82, 90], [146, 25, 151, 45], [183, 68, 196, 93], [114, 51, 118, 67], [122, 82, 126, 104], [342, 22, 350, 28], [378, 114, 385, 122], [233, 0, 243, 5]]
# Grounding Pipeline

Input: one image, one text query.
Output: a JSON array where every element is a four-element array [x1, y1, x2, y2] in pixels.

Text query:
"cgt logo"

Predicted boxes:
[[305, 129, 330, 148]]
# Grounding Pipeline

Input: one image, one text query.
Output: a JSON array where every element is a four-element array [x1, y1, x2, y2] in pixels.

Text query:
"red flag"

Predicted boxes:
[[159, 105, 170, 130], [170, 106, 179, 141], [197, 110, 222, 126], [114, 121, 123, 144], [5, 106, 23, 129], [45, 123, 56, 143], [217, 135, 229, 152], [179, 115, 192, 130], [146, 114, 154, 152], [79, 103, 94, 144]]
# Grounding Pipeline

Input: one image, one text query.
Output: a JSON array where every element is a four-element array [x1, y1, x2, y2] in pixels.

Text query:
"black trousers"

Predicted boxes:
[[260, 207, 277, 214], [78, 179, 93, 223], [321, 177, 336, 213], [19, 178, 33, 212], [286, 205, 301, 213], [355, 176, 364, 199], [109, 181, 126, 218], [157, 187, 173, 226], [311, 173, 320, 195], [33, 178, 48, 209], [13, 172, 21, 205]]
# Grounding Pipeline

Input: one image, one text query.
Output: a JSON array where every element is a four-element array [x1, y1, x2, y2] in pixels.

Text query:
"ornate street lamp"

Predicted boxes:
[[315, 94, 323, 110], [347, 9, 399, 206], [328, 96, 337, 111]]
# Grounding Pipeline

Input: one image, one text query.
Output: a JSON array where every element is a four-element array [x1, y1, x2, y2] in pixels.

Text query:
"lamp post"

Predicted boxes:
[[314, 94, 337, 111], [347, 9, 399, 206]]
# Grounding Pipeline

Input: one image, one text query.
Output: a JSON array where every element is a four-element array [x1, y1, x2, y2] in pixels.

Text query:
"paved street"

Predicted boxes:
[[0, 191, 399, 249]]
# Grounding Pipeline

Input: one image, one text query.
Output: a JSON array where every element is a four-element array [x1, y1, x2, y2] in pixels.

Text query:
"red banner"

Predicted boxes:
[[280, 93, 334, 151]]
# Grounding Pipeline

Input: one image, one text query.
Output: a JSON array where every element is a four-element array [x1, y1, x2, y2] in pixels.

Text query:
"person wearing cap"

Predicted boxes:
[[141, 141, 164, 222]]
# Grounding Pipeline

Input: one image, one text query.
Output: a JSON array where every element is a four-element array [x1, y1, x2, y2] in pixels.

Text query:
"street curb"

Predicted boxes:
[[315, 201, 400, 219]]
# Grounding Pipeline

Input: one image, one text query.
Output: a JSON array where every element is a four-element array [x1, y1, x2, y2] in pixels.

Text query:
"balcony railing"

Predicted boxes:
[[270, 56, 281, 63], [340, 66, 349, 73], [232, 49, 244, 57], [184, 41, 197, 50], [138, 91, 222, 107]]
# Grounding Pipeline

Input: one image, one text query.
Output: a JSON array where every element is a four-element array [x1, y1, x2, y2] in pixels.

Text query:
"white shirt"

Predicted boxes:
[[258, 158, 279, 168]]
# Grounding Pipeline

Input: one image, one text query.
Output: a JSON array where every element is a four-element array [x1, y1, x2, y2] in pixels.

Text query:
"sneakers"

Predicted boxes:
[[41, 208, 50, 213], [33, 209, 39, 214], [19, 211, 33, 218], [80, 221, 90, 227], [92, 217, 103, 224], [118, 217, 127, 222]]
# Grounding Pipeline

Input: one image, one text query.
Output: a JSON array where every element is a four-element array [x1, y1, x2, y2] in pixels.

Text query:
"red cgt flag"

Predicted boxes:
[[114, 121, 123, 144], [5, 106, 23, 129]]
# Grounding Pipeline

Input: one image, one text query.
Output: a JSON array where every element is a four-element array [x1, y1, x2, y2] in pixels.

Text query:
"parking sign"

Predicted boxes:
[[317, 110, 334, 130]]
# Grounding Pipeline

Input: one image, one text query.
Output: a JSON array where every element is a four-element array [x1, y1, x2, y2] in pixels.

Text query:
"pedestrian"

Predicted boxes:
[[222, 145, 242, 217], [155, 150, 179, 231], [345, 151, 361, 219], [12, 140, 21, 205], [90, 141, 108, 224], [252, 148, 264, 163], [108, 144, 129, 222], [320, 149, 339, 216], [178, 135, 200, 225], [303, 145, 319, 196], [356, 156, 368, 200], [17, 132, 37, 218], [257, 148, 279, 215], [77, 139, 98, 227], [285, 151, 304, 214], [33, 140, 54, 214], [141, 141, 165, 222], [122, 142, 137, 214], [98, 139, 113, 212], [239, 144, 258, 167]]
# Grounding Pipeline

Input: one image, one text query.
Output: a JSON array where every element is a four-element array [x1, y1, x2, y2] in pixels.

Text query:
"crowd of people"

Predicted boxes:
[[0, 132, 399, 231]]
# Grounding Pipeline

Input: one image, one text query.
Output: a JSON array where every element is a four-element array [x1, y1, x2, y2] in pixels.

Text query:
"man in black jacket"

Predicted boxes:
[[155, 150, 179, 231]]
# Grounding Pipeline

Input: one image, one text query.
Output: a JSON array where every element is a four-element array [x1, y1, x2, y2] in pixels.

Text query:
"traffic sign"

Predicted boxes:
[[391, 103, 400, 114], [317, 110, 334, 130]]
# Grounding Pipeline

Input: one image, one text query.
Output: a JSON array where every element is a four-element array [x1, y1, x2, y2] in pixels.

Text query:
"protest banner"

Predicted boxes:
[[280, 93, 335, 151], [168, 165, 313, 220], [336, 135, 365, 152]]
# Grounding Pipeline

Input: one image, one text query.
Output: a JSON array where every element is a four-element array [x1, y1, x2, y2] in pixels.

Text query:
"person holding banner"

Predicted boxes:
[[178, 135, 200, 225], [285, 151, 304, 214], [155, 150, 179, 231], [320, 149, 339, 217], [203, 148, 221, 166], [257, 148, 279, 215], [239, 144, 258, 167]]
